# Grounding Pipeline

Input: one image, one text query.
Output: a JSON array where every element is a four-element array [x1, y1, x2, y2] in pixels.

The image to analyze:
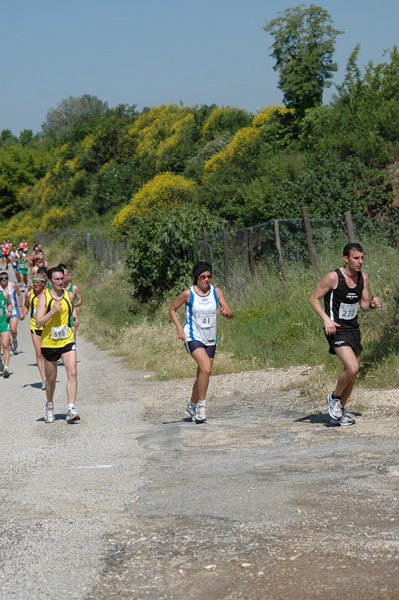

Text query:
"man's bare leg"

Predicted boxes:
[[333, 346, 361, 409]]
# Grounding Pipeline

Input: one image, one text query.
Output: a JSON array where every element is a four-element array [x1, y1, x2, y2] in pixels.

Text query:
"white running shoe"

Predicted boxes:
[[3, 367, 10, 378], [45, 405, 54, 423], [66, 407, 80, 422], [326, 392, 343, 420], [195, 404, 207, 422], [41, 379, 46, 391], [185, 403, 196, 419], [12, 338, 18, 353], [331, 410, 355, 426]]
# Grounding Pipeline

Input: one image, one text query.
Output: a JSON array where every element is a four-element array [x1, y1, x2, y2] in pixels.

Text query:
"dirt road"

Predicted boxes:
[[1, 284, 398, 600]]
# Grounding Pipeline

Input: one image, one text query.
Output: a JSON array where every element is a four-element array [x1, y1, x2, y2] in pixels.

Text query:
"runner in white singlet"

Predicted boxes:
[[169, 261, 233, 423]]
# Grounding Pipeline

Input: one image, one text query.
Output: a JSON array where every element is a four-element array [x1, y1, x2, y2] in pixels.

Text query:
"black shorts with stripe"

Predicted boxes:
[[325, 328, 363, 356], [185, 340, 216, 359]]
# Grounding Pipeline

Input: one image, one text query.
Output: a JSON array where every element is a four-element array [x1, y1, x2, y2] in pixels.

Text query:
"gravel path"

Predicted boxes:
[[1, 279, 399, 600]]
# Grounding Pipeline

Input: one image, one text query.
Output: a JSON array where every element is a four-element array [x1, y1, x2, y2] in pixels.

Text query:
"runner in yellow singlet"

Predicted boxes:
[[20, 275, 47, 390], [36, 266, 80, 424]]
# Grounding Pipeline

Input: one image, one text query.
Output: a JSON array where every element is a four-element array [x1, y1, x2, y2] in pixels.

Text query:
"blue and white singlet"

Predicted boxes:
[[6, 282, 20, 318], [183, 285, 218, 346]]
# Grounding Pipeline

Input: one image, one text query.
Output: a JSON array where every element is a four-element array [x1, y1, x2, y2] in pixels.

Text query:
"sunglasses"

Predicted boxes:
[[198, 274, 212, 280], [0, 276, 9, 280]]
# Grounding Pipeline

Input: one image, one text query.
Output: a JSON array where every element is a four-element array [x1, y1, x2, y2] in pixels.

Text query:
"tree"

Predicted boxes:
[[42, 94, 108, 138], [0, 144, 55, 216], [125, 204, 220, 302], [19, 129, 39, 147], [0, 129, 17, 146], [264, 5, 343, 116]]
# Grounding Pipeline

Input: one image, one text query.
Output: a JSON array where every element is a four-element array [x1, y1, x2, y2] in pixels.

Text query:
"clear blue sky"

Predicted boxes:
[[1, 0, 398, 135]]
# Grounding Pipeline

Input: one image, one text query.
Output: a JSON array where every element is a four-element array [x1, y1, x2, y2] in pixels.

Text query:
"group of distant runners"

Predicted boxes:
[[0, 239, 82, 424], [0, 238, 380, 429]]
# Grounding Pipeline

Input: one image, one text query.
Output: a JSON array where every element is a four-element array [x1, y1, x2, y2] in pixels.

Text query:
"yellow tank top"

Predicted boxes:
[[41, 288, 74, 348], [29, 290, 43, 331]]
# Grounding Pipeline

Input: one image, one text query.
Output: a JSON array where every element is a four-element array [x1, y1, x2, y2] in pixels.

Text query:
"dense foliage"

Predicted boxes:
[[1, 26, 399, 301], [264, 5, 343, 116]]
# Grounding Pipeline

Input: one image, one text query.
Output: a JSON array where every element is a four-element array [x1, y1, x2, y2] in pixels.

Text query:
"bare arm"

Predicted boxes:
[[5, 292, 12, 318], [69, 291, 79, 327], [308, 271, 340, 335], [359, 272, 381, 312], [36, 293, 61, 329], [19, 290, 31, 320], [216, 287, 233, 319], [1, 291, 12, 318], [169, 289, 190, 341], [73, 284, 83, 307], [12, 282, 22, 308]]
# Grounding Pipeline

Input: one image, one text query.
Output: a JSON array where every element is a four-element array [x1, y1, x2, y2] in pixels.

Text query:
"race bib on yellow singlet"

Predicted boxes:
[[339, 302, 359, 320], [51, 324, 68, 340]]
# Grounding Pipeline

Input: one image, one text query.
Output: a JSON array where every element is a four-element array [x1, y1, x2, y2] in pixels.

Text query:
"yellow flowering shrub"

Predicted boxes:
[[39, 206, 75, 231], [112, 172, 199, 233], [202, 106, 251, 141], [203, 127, 262, 177], [252, 105, 294, 127], [203, 105, 295, 180], [119, 104, 196, 174], [0, 211, 41, 243], [156, 113, 196, 170], [16, 141, 83, 210]]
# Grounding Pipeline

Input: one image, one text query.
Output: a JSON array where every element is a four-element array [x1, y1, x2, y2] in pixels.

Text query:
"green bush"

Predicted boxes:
[[125, 204, 220, 302]]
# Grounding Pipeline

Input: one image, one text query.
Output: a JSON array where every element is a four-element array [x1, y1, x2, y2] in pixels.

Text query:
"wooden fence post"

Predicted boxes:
[[274, 219, 284, 279], [302, 206, 316, 268], [345, 211, 356, 243], [248, 227, 255, 275], [222, 220, 229, 284], [203, 226, 210, 263]]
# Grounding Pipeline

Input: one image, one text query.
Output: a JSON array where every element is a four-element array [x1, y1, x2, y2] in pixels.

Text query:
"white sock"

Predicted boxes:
[[198, 400, 206, 407], [68, 404, 75, 409]]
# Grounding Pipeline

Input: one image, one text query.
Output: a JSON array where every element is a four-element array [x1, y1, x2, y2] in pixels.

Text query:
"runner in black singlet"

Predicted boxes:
[[309, 243, 381, 426]]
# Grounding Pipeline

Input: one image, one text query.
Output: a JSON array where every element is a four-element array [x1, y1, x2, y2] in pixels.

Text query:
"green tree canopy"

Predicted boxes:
[[42, 94, 109, 139], [264, 4, 343, 116]]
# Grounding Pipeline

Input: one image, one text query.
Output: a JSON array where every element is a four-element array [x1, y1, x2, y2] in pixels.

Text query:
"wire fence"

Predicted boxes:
[[37, 208, 399, 278], [36, 229, 125, 267], [192, 208, 399, 284]]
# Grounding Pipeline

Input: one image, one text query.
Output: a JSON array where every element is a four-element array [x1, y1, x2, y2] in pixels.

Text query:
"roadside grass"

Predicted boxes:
[[47, 235, 399, 392]]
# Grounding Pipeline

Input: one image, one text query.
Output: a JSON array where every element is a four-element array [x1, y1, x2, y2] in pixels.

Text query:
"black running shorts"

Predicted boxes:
[[185, 340, 216, 359], [41, 342, 76, 362], [30, 329, 42, 337], [325, 328, 363, 356]]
